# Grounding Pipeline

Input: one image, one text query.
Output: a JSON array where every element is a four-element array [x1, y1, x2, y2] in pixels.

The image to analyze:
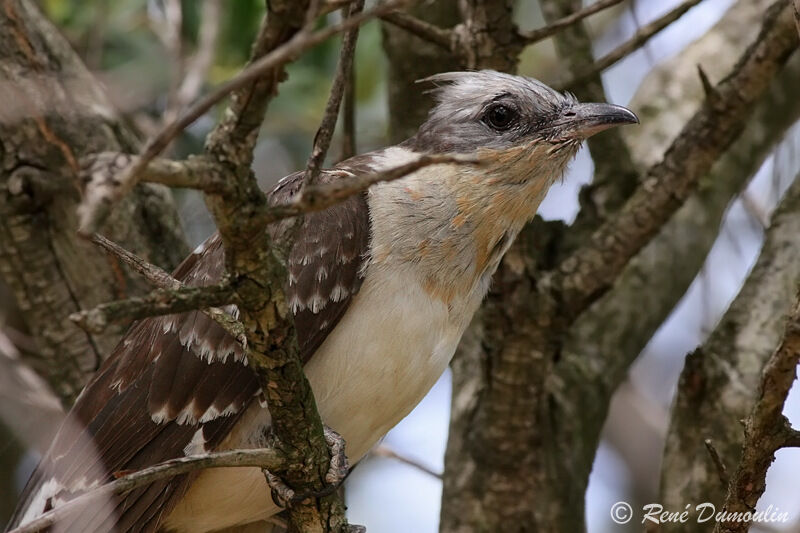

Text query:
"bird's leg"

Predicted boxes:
[[263, 425, 351, 509]]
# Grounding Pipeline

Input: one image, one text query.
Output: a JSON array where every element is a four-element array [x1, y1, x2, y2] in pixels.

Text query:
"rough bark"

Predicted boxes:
[[661, 174, 800, 532], [0, 0, 188, 405]]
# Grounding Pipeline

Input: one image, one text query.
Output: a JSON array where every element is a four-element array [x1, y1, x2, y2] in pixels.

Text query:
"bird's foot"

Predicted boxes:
[[323, 425, 349, 486], [264, 425, 350, 509], [264, 470, 297, 509]]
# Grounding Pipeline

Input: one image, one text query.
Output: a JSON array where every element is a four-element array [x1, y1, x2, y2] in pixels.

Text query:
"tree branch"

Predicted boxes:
[[90, 234, 183, 289], [781, 428, 800, 448], [77, 0, 412, 235], [268, 154, 480, 222], [303, 0, 365, 185], [179, 3, 411, 532], [713, 290, 800, 533], [78, 154, 230, 227], [164, 0, 223, 125], [559, 0, 704, 90], [440, 3, 800, 531], [87, 235, 247, 344], [372, 444, 442, 479], [339, 55, 357, 161], [519, 0, 626, 44], [6, 448, 285, 533], [551, 0, 798, 320], [658, 170, 800, 532], [380, 11, 454, 50], [561, 52, 800, 533], [68, 283, 235, 333]]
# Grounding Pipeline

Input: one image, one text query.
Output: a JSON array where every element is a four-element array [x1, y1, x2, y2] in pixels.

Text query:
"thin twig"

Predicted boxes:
[[561, 0, 703, 89], [77, 0, 411, 235], [380, 11, 453, 50], [149, 0, 184, 105], [6, 448, 284, 533], [704, 438, 730, 487], [339, 53, 357, 161], [303, 0, 365, 185], [163, 0, 183, 116], [372, 444, 442, 479], [166, 0, 223, 124], [520, 0, 627, 44], [69, 283, 235, 333], [88, 235, 246, 344], [77, 153, 229, 231], [92, 233, 179, 289], [267, 153, 481, 222]]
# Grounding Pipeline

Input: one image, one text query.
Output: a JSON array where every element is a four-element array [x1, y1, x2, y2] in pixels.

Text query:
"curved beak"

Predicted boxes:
[[557, 102, 639, 139]]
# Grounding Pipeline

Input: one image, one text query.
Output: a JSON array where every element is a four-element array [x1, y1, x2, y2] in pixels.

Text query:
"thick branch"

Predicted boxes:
[[659, 171, 800, 532], [440, 3, 800, 532], [551, 0, 798, 320], [713, 290, 800, 533], [6, 448, 284, 533]]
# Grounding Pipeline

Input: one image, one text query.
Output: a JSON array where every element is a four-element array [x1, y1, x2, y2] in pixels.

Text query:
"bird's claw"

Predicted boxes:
[[264, 470, 296, 509], [264, 425, 350, 509], [323, 425, 349, 485]]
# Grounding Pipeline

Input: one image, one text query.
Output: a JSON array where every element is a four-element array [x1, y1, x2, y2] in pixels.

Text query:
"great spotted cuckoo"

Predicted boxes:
[[8, 70, 638, 532]]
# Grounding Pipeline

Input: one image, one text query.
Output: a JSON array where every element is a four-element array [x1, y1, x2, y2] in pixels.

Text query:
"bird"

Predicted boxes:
[[7, 70, 638, 533]]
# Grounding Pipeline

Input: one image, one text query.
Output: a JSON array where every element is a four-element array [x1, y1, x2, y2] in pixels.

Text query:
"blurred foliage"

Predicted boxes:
[[37, 0, 390, 244], [40, 0, 389, 168]]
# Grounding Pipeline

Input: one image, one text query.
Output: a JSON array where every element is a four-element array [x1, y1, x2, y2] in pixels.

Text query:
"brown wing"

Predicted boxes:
[[7, 163, 372, 533]]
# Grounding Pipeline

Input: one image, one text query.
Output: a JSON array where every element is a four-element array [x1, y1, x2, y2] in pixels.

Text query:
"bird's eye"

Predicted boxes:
[[485, 104, 517, 131]]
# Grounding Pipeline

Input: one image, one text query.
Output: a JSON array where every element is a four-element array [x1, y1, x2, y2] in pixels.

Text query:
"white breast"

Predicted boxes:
[[307, 263, 460, 458]]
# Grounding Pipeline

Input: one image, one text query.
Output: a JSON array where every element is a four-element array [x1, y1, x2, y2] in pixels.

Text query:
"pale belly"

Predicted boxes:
[[165, 267, 469, 532]]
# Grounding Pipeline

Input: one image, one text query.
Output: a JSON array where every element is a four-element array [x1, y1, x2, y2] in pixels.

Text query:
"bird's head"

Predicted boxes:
[[371, 71, 638, 306], [408, 70, 638, 190]]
